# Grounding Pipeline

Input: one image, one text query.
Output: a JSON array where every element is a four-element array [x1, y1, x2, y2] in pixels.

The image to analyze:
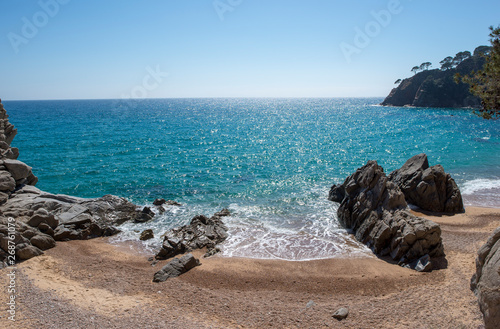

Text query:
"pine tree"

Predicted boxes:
[[462, 26, 500, 118]]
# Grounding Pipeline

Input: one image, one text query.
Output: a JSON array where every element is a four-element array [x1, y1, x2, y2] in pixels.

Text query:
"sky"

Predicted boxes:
[[0, 0, 499, 100]]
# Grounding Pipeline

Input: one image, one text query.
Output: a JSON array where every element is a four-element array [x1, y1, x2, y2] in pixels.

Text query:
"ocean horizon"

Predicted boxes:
[[4, 98, 500, 260]]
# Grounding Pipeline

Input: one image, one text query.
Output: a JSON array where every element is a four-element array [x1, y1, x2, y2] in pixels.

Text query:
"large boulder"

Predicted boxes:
[[329, 160, 444, 270], [155, 209, 230, 260], [388, 154, 464, 213], [471, 227, 500, 329]]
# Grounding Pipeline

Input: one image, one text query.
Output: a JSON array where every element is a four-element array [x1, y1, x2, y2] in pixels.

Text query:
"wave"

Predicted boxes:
[[461, 178, 500, 195]]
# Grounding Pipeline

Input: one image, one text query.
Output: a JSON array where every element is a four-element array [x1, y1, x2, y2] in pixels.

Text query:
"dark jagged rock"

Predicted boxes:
[[155, 210, 229, 260], [381, 47, 488, 108], [153, 198, 166, 206], [153, 198, 182, 207], [153, 253, 200, 282], [329, 160, 444, 270], [136, 206, 155, 223], [388, 154, 464, 213], [139, 229, 154, 241], [471, 227, 500, 329]]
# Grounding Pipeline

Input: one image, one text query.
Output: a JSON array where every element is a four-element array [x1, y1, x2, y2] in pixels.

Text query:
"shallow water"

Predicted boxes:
[[5, 98, 500, 260]]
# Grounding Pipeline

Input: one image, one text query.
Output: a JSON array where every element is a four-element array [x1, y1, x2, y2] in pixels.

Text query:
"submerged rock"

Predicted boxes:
[[329, 160, 444, 270], [471, 227, 500, 329], [155, 210, 229, 260], [388, 153, 464, 213]]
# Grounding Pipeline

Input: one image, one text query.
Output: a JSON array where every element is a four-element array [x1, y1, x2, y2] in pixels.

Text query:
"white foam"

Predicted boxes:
[[461, 178, 500, 195]]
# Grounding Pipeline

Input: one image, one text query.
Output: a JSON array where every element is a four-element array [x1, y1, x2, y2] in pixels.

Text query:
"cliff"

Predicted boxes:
[[381, 49, 488, 108]]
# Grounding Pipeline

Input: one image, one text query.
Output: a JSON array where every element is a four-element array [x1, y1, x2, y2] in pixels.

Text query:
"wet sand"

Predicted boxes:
[[1, 206, 499, 328]]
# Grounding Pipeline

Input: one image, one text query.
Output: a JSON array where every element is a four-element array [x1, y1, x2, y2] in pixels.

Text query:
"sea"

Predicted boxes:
[[4, 98, 500, 260]]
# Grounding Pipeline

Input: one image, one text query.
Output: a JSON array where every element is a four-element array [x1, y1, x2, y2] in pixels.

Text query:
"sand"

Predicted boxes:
[[1, 206, 499, 328]]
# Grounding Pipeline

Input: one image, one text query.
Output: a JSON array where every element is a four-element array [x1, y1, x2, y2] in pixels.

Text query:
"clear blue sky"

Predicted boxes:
[[1, 0, 498, 100]]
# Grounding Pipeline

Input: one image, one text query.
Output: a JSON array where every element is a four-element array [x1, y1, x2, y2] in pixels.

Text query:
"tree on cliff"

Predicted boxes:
[[411, 66, 420, 74], [452, 51, 471, 67], [419, 62, 432, 71], [459, 26, 500, 118], [394, 79, 402, 85], [440, 56, 453, 70]]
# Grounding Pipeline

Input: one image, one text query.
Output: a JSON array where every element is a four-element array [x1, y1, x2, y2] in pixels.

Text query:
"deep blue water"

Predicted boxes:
[[4, 98, 500, 259]]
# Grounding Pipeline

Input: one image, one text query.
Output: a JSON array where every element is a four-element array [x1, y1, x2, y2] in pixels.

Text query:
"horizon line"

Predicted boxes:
[[1, 96, 386, 102]]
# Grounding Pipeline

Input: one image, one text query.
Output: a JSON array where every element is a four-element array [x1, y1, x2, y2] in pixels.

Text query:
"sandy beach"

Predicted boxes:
[[1, 206, 499, 328]]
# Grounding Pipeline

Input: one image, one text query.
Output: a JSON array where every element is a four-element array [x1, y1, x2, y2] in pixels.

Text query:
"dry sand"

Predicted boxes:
[[1, 206, 499, 328]]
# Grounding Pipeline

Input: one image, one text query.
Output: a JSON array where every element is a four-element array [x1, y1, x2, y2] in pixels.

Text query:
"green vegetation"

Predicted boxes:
[[457, 25, 500, 118]]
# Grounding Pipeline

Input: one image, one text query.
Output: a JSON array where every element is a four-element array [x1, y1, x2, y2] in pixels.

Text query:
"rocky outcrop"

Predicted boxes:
[[381, 47, 488, 108], [153, 253, 200, 282], [329, 160, 444, 271], [0, 100, 145, 266], [0, 103, 37, 204], [471, 227, 500, 329], [388, 154, 464, 213], [155, 209, 229, 260]]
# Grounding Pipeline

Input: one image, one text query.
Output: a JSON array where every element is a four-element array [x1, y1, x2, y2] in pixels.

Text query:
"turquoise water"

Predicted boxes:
[[4, 98, 500, 259]]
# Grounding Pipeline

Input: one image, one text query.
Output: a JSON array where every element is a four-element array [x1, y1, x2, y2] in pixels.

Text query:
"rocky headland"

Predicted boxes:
[[381, 46, 488, 108]]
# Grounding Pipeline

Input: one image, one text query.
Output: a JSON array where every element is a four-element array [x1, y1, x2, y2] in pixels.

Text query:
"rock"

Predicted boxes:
[[16, 245, 43, 260], [153, 253, 200, 282], [0, 171, 15, 191], [53, 226, 81, 241], [140, 229, 154, 241], [155, 211, 229, 260], [37, 222, 54, 237], [332, 307, 349, 320], [213, 208, 231, 218], [136, 206, 155, 223], [405, 254, 433, 272], [153, 198, 182, 207], [388, 154, 464, 213], [203, 246, 221, 258], [329, 160, 444, 269], [2, 159, 33, 182], [28, 210, 59, 229], [30, 234, 56, 250], [471, 227, 500, 329], [153, 198, 166, 206]]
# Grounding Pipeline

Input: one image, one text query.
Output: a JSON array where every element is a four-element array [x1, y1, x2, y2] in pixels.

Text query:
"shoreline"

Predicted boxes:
[[1, 206, 499, 328]]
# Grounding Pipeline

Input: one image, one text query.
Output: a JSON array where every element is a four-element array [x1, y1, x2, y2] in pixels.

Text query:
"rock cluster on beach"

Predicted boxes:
[[0, 100, 230, 282], [0, 101, 146, 266], [155, 209, 230, 260], [329, 158, 445, 271], [471, 227, 500, 329], [388, 153, 464, 213]]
